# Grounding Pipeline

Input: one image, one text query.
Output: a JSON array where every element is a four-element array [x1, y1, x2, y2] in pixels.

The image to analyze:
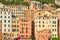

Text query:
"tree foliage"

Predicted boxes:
[[33, 0, 55, 4], [0, 0, 29, 6]]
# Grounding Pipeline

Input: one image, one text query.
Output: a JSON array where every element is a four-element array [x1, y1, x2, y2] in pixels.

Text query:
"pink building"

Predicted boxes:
[[37, 29, 51, 40], [19, 18, 31, 39]]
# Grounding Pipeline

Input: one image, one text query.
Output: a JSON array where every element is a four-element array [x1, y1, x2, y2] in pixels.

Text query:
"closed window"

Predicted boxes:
[[4, 24, 6, 27], [8, 24, 10, 27], [53, 21, 56, 24], [8, 16, 10, 18], [12, 29, 16, 32], [4, 16, 6, 18], [8, 20, 10, 23], [4, 20, 6, 23], [8, 29, 10, 32], [4, 29, 6, 32]]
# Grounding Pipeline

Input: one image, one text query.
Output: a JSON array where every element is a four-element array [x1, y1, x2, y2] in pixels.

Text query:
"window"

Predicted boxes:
[[4, 33, 6, 35], [52, 34, 54, 36], [12, 29, 16, 32], [8, 20, 10, 23], [52, 25, 54, 27], [4, 16, 6, 18], [8, 16, 10, 18], [55, 29, 56, 31], [26, 31, 28, 33], [43, 25, 44, 27], [26, 27, 28, 33], [55, 25, 56, 27], [21, 35, 24, 37], [0, 16, 2, 18], [52, 17, 56, 19], [4, 29, 6, 32], [39, 21, 40, 23], [4, 12, 6, 14], [53, 21, 56, 24], [39, 25, 41, 27], [17, 25, 19, 27], [17, 29, 19, 32], [22, 31, 24, 33], [12, 34, 14, 36], [26, 35, 28, 37], [4, 20, 6, 23], [8, 13, 10, 14], [4, 24, 6, 27], [43, 21, 44, 23], [22, 27, 24, 30], [22, 19, 28, 22], [55, 34, 56, 37], [39, 13, 41, 15], [8, 38, 10, 40], [8, 29, 10, 32], [52, 29, 54, 31], [43, 18, 44, 19], [26, 27, 28, 30], [8, 24, 10, 27], [39, 17, 40, 19]]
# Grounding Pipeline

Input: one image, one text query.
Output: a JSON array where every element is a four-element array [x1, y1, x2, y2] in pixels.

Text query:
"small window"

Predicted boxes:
[[8, 13, 10, 14], [8, 20, 10, 23], [4, 24, 6, 27], [52, 29, 54, 31], [39, 13, 41, 15], [43, 21, 44, 23], [39, 21, 40, 23], [8, 16, 10, 18], [21, 35, 24, 37], [4, 16, 6, 18], [43, 25, 44, 27], [26, 35, 28, 37], [4, 20, 6, 23], [53, 21, 56, 24], [4, 12, 6, 14], [39, 25, 41, 27], [8, 29, 10, 32], [12, 34, 14, 36], [22, 31, 24, 33], [4, 29, 6, 32], [52, 25, 54, 27], [0, 16, 2, 18], [8, 24, 10, 27]]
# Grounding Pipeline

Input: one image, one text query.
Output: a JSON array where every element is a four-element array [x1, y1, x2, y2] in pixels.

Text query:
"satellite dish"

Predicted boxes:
[[55, 0, 60, 6]]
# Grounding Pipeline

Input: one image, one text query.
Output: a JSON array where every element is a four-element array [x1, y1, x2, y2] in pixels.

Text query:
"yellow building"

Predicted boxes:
[[11, 18, 20, 39]]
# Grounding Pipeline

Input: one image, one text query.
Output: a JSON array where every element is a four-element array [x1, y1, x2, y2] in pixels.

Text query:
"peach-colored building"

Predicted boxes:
[[36, 29, 51, 40], [0, 20, 2, 40], [19, 18, 31, 39]]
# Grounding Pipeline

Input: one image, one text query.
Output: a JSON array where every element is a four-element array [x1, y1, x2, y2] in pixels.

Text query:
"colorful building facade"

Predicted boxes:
[[19, 18, 31, 40]]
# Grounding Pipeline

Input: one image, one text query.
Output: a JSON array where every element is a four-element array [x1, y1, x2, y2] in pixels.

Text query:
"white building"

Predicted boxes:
[[34, 11, 58, 39], [0, 3, 12, 40]]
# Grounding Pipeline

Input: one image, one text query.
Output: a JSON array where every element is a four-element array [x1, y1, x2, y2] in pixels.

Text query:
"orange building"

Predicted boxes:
[[19, 17, 32, 40]]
